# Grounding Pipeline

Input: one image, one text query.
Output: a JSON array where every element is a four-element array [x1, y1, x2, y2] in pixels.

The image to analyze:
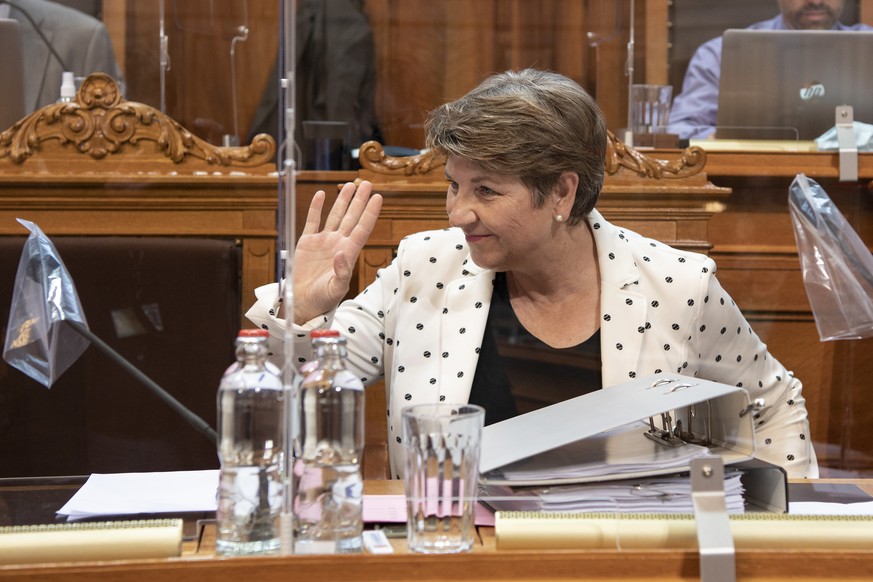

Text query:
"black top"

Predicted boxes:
[[468, 272, 603, 426]]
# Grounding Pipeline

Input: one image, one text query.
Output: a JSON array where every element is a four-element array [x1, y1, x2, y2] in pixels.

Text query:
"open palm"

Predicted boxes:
[[292, 181, 383, 324]]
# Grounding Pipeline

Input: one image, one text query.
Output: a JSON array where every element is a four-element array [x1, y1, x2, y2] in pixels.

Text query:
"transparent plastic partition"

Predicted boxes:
[[11, 0, 644, 152], [280, 0, 298, 555], [712, 126, 802, 142], [585, 0, 630, 69], [688, 125, 805, 151], [585, 0, 632, 110], [155, 0, 251, 146]]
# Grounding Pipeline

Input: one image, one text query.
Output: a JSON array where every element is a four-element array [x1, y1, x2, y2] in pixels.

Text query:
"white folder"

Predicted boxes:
[[480, 374, 756, 486]]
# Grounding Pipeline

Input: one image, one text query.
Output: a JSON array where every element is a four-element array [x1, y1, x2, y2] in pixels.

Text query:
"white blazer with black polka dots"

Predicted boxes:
[[247, 209, 818, 480]]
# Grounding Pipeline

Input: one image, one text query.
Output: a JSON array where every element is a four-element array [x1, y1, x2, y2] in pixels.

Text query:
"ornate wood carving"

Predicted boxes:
[[604, 131, 707, 179], [358, 133, 708, 182], [358, 141, 442, 177], [0, 73, 275, 169]]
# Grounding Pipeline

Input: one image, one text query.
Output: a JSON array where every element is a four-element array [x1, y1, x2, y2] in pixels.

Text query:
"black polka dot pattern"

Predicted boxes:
[[567, 219, 814, 478], [246, 213, 817, 480]]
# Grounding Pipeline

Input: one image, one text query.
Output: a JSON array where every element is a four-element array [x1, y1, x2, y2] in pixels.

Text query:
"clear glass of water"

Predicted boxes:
[[402, 403, 485, 554]]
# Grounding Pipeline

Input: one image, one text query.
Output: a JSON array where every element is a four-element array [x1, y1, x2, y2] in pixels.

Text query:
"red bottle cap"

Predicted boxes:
[[238, 328, 269, 338], [310, 329, 341, 338]]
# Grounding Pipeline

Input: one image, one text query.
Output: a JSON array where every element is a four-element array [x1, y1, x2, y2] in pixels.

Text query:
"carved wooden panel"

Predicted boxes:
[[0, 74, 275, 174], [0, 74, 279, 324]]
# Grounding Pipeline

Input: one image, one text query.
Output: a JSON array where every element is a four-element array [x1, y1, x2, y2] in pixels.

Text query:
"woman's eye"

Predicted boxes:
[[447, 181, 459, 192], [478, 186, 496, 196]]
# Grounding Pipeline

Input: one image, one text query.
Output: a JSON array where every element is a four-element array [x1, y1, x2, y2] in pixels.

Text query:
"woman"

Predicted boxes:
[[248, 69, 818, 480]]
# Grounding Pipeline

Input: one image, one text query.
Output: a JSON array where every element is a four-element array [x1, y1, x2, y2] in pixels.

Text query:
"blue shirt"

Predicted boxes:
[[668, 15, 873, 139]]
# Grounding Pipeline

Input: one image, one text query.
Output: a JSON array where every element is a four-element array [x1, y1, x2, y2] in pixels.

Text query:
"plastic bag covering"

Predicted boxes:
[[788, 174, 873, 341], [815, 121, 873, 152], [2, 219, 90, 387]]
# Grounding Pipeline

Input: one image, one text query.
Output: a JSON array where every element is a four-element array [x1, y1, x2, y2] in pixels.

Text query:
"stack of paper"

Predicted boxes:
[[481, 471, 746, 515]]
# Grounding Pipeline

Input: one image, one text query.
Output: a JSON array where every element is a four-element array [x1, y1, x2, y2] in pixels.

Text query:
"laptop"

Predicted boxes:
[[717, 28, 873, 140], [0, 18, 26, 131]]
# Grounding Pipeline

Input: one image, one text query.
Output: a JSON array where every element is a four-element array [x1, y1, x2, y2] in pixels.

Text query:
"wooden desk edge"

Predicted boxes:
[[2, 479, 873, 580]]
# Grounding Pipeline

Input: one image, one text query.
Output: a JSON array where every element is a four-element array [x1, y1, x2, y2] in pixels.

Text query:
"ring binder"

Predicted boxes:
[[644, 410, 687, 447], [738, 398, 766, 418], [480, 375, 756, 485]]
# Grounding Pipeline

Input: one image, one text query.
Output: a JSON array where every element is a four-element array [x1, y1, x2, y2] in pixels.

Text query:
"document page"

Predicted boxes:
[[57, 470, 219, 521]]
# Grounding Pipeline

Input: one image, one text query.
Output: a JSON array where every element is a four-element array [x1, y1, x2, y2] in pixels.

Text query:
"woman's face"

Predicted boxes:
[[444, 155, 555, 273]]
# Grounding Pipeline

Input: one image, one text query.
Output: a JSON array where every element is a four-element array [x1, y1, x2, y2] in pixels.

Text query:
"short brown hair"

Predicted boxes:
[[425, 69, 606, 224]]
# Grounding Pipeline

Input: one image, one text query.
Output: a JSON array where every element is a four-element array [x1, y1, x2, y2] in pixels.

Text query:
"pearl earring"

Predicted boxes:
[[555, 214, 564, 222]]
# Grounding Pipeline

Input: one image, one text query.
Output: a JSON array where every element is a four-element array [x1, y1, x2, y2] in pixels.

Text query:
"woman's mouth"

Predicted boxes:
[[465, 233, 491, 244]]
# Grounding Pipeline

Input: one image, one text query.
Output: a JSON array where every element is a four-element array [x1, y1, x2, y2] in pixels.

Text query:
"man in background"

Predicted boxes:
[[247, 0, 380, 166], [668, 0, 872, 140], [1, 0, 121, 114]]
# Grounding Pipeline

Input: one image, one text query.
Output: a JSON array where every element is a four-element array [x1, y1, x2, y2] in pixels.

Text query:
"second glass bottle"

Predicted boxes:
[[294, 329, 365, 553]]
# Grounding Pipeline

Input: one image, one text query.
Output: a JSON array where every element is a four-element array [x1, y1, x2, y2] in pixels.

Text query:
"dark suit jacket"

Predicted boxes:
[[247, 0, 379, 154]]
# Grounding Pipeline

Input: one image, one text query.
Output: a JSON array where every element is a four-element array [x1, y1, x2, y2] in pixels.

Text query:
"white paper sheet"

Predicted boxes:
[[56, 469, 498, 525], [57, 470, 220, 521], [789, 500, 873, 516]]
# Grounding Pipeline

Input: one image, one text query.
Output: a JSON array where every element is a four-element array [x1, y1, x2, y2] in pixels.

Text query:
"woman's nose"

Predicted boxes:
[[447, 191, 474, 227]]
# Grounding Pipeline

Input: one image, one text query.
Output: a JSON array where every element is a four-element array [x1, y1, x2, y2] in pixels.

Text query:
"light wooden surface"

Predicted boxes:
[[2, 480, 873, 581], [5, 548, 872, 582]]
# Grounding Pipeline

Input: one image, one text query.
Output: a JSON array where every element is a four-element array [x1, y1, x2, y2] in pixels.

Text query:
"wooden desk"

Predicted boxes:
[[693, 150, 873, 180], [2, 478, 872, 581]]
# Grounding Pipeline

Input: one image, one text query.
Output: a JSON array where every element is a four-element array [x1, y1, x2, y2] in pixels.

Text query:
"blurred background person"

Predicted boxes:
[[669, 0, 871, 140], [1, 0, 121, 113]]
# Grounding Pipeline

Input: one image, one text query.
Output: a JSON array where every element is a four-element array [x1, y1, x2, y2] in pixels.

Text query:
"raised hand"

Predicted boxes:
[[291, 180, 383, 324]]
